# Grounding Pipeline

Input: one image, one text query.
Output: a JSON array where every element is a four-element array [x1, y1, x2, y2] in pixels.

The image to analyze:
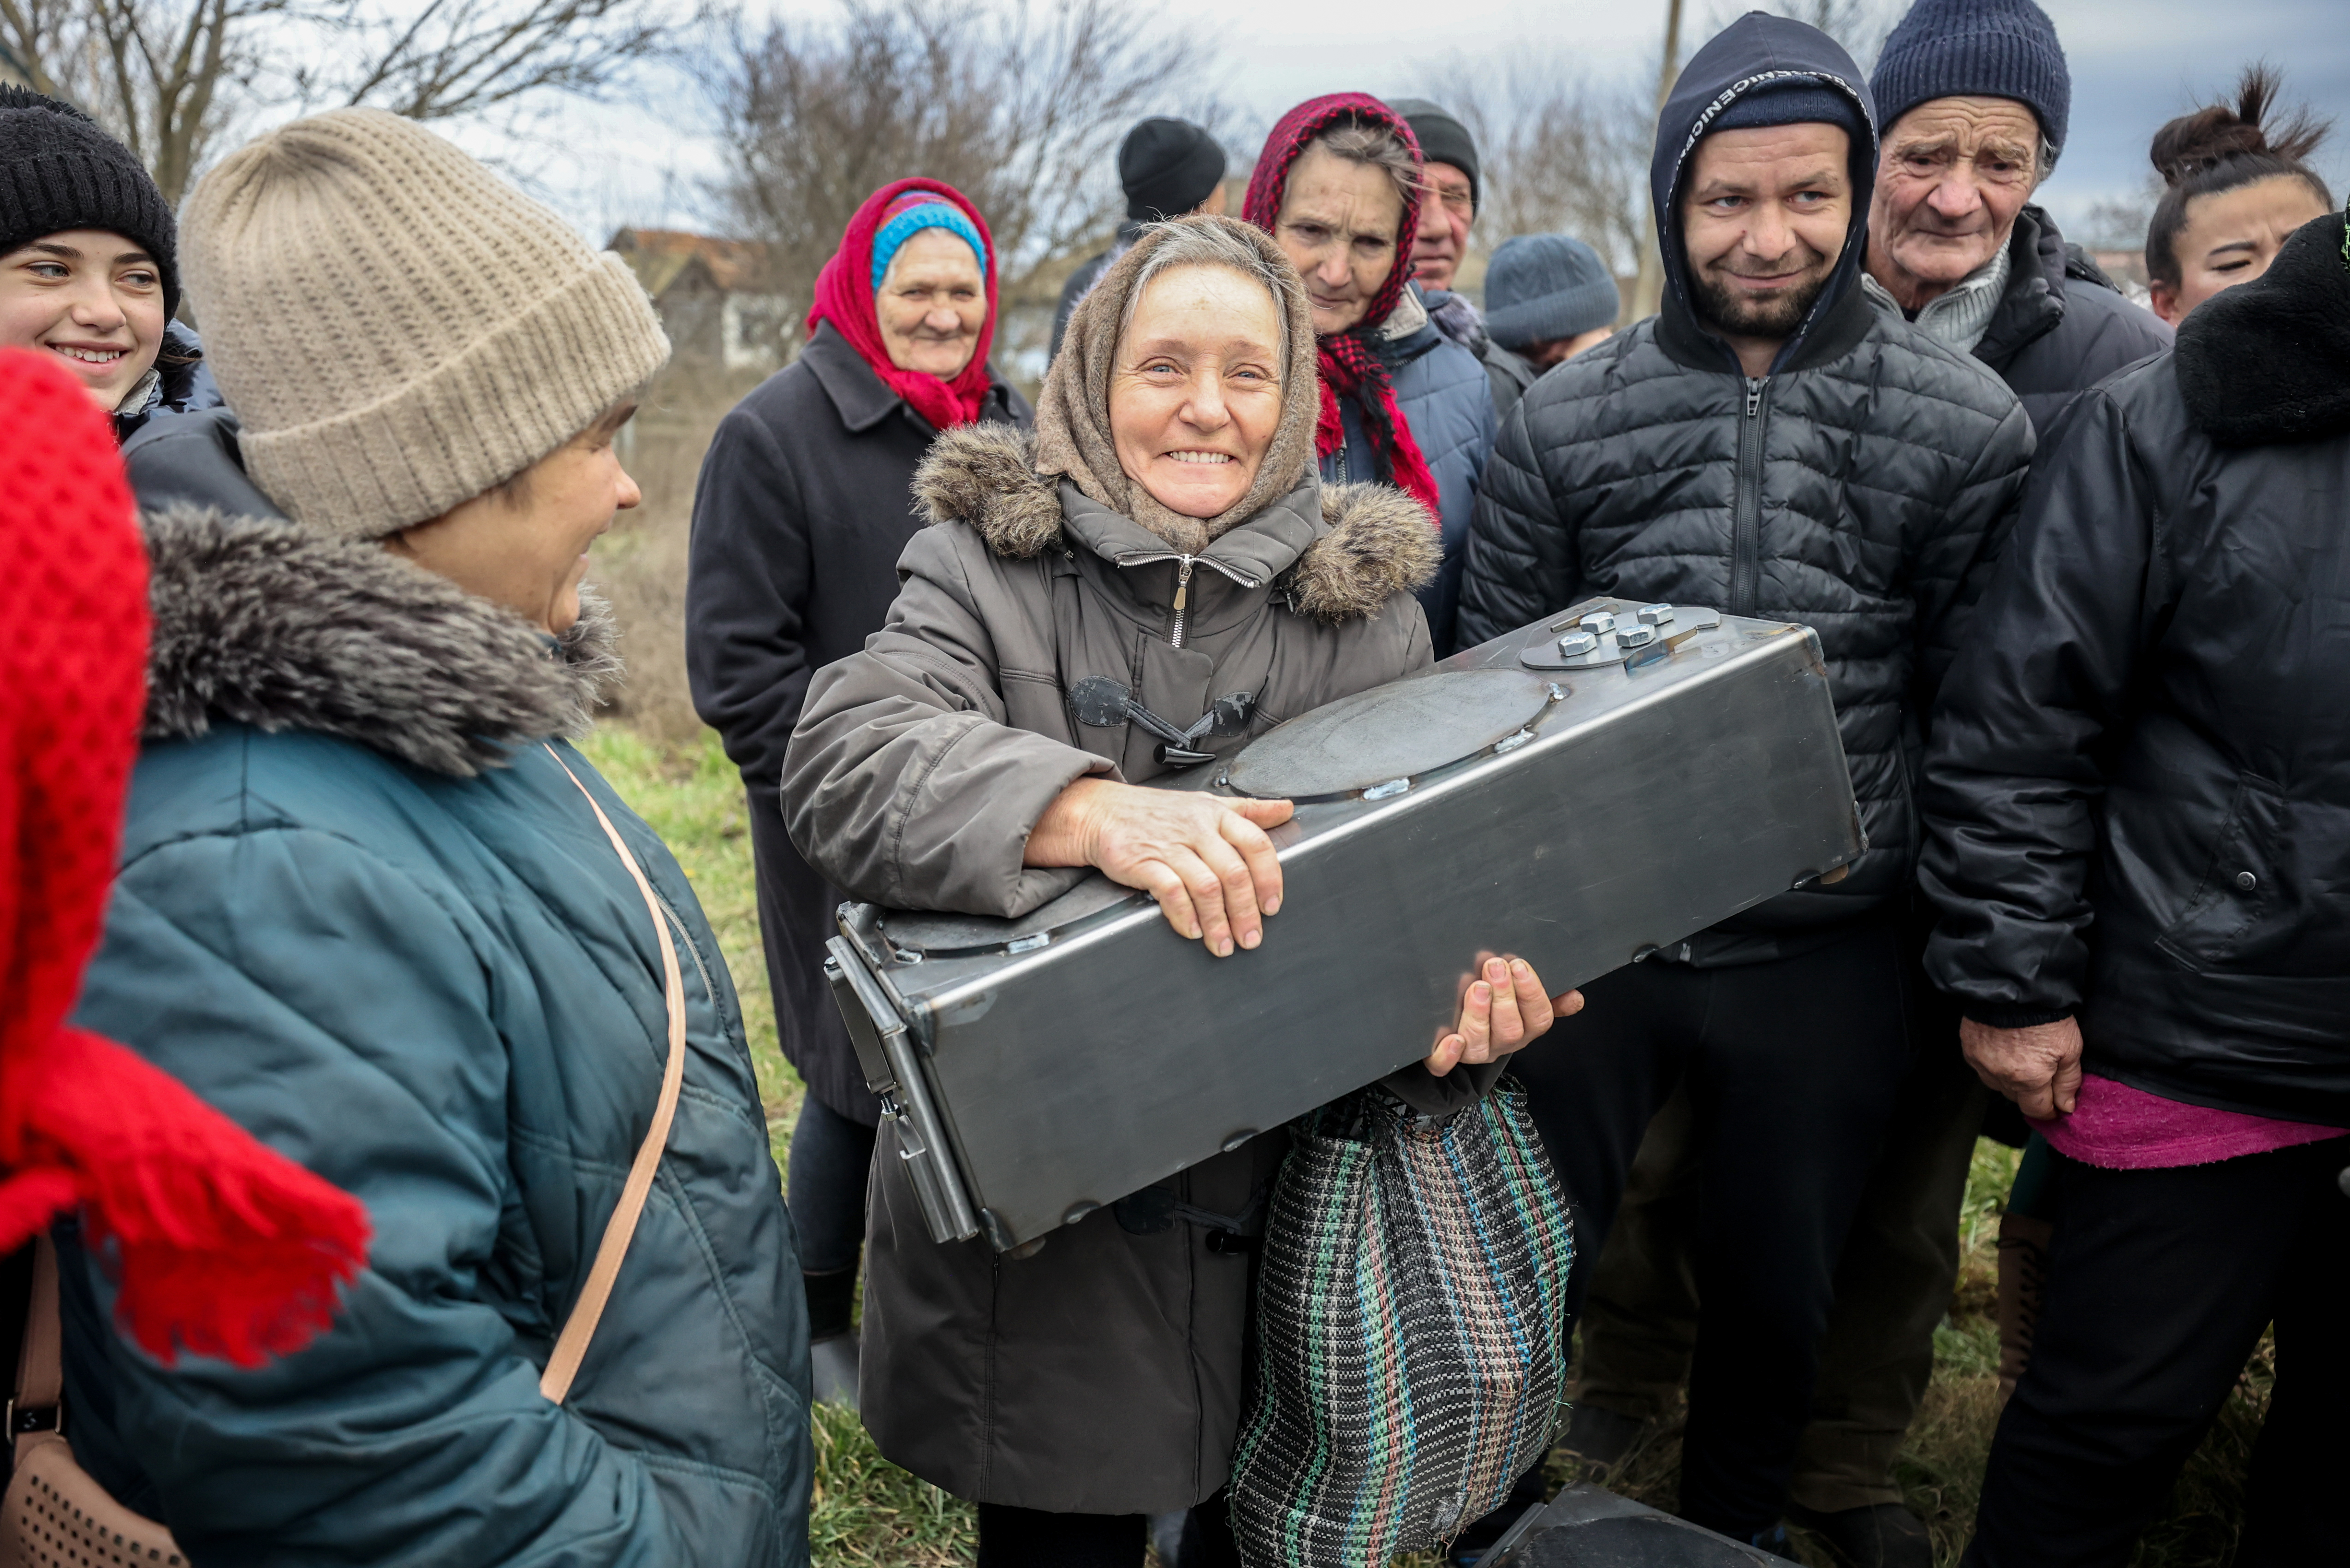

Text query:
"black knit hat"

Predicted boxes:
[[1119, 118, 1227, 224], [0, 88, 179, 319], [1871, 0, 2070, 158], [1388, 98, 1480, 212]]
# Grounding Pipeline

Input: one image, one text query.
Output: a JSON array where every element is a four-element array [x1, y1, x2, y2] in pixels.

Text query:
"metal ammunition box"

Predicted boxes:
[[825, 598, 1863, 1249]]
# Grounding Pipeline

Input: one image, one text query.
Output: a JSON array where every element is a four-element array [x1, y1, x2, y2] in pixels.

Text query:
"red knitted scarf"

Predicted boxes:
[[1245, 93, 1442, 522], [0, 352, 369, 1367], [807, 177, 1002, 432]]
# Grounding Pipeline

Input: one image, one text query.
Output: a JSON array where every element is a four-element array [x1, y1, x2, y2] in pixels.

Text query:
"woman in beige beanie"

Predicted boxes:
[[59, 108, 814, 1565]]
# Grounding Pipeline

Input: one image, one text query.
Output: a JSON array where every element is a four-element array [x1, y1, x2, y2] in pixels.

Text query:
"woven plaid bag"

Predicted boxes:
[[1230, 1077, 1574, 1567]]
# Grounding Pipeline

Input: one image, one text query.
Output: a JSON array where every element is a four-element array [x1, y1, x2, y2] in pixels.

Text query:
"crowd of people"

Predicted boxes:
[[0, 0, 2343, 1562]]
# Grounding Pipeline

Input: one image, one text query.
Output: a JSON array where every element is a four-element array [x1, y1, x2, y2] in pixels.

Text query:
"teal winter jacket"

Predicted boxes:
[[56, 507, 811, 1566]]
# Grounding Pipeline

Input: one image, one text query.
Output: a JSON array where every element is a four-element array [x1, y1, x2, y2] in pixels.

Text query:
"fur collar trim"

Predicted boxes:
[[2176, 211, 2350, 447], [142, 506, 622, 776], [912, 422, 1438, 622]]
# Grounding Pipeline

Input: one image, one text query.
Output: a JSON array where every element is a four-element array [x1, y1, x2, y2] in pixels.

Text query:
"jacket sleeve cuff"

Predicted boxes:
[[1378, 1058, 1507, 1118], [1959, 1005, 2076, 1030]]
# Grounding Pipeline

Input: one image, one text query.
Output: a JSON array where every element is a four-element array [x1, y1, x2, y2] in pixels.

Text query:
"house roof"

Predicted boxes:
[[607, 228, 772, 297]]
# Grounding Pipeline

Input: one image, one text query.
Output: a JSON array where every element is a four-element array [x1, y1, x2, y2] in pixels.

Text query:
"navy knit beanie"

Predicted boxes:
[[0, 87, 179, 319], [1712, 78, 1869, 143], [1870, 0, 2069, 156]]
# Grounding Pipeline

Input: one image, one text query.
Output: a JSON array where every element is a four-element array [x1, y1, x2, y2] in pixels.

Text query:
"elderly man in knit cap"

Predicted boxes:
[[0, 85, 218, 442], [1560, 5, 2173, 1563], [1477, 233, 1619, 418], [1050, 116, 1227, 357], [1456, 13, 2030, 1555], [66, 108, 812, 1563], [1863, 0, 2170, 428]]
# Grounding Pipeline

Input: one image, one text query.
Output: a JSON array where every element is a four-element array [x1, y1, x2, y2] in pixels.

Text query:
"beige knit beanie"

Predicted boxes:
[[182, 109, 669, 539]]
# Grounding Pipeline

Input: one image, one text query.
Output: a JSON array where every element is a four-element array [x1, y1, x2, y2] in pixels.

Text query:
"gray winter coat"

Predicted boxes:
[[783, 422, 1488, 1513]]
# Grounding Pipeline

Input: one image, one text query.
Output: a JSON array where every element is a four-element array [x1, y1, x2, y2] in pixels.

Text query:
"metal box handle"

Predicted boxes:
[[823, 936, 981, 1245]]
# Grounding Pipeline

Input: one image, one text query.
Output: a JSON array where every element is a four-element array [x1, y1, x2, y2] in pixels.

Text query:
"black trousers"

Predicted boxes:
[[1510, 918, 1915, 1537], [1965, 1137, 2350, 1568], [788, 1095, 876, 1334]]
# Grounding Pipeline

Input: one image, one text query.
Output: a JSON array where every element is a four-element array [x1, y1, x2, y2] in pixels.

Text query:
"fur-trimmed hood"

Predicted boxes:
[[910, 422, 1439, 623], [141, 505, 621, 776]]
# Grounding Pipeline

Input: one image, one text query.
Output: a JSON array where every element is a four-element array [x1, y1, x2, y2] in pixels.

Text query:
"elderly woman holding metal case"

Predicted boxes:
[[785, 214, 1578, 1566]]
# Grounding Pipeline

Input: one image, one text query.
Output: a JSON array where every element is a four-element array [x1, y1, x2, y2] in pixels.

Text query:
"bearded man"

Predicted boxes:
[[1454, 12, 2032, 1553]]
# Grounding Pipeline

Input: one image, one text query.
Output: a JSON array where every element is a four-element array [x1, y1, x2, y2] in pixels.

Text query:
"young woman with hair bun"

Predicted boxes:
[[2145, 65, 2334, 325]]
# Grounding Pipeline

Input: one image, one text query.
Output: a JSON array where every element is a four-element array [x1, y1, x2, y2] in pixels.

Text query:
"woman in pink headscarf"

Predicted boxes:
[[1245, 92, 1499, 657]]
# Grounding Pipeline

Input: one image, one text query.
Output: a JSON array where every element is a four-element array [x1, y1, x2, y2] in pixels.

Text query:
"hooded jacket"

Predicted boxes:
[[1457, 12, 2033, 962], [783, 424, 1454, 1511], [58, 491, 812, 1565], [1920, 210, 2350, 1125]]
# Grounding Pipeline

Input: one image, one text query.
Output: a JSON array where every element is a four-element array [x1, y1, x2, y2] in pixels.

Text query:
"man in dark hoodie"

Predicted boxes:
[[1561, 6, 2174, 1562], [1456, 13, 2031, 1552]]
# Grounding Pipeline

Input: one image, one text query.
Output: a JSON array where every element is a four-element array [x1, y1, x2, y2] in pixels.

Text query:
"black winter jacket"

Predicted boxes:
[[1968, 207, 2172, 432], [1457, 12, 2034, 961], [685, 323, 1030, 1121], [1920, 212, 2350, 1126]]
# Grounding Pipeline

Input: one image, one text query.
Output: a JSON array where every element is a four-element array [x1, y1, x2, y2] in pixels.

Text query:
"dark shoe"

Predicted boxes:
[[1789, 1502, 1934, 1568], [1558, 1402, 1645, 1468], [1747, 1524, 1802, 1561], [809, 1333, 860, 1410]]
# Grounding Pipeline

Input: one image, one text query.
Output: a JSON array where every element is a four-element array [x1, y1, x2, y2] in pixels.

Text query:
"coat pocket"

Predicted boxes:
[[2154, 773, 2284, 970]]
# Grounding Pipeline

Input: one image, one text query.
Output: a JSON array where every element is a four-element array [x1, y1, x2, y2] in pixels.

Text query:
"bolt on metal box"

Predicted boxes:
[[825, 599, 1864, 1250]]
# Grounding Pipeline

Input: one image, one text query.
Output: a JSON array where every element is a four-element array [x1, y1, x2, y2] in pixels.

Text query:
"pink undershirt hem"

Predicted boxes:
[[2030, 1073, 2346, 1170]]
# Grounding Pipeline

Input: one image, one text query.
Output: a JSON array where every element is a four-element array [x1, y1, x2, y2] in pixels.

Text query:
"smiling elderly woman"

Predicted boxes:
[[784, 214, 1579, 1563]]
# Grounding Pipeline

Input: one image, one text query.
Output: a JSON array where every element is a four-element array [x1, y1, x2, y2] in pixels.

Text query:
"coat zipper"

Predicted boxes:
[[1170, 557, 1196, 648], [1114, 550, 1259, 647], [1729, 376, 1770, 616]]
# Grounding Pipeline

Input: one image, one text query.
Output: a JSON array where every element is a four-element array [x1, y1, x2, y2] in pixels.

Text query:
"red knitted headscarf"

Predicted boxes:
[[0, 351, 369, 1367], [807, 177, 1002, 432], [1245, 94, 1442, 521]]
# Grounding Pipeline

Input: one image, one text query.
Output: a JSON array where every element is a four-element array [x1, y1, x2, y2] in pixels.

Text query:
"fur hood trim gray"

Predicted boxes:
[[141, 505, 622, 776], [912, 423, 1439, 623]]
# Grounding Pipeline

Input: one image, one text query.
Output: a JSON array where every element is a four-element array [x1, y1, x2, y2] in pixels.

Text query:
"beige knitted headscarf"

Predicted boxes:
[[182, 109, 670, 540], [1036, 215, 1321, 554]]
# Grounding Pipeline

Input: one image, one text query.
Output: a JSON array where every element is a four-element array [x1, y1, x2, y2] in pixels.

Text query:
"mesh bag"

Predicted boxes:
[[1230, 1078, 1574, 1566]]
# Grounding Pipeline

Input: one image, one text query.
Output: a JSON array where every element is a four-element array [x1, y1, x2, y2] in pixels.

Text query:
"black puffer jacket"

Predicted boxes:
[[1457, 12, 2034, 961], [1921, 211, 2350, 1126], [1970, 206, 2172, 432]]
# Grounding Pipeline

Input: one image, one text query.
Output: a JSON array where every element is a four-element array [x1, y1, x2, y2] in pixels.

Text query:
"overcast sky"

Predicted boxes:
[[505, 0, 2350, 250]]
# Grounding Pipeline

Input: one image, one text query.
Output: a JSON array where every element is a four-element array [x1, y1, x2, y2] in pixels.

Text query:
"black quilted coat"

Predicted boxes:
[[1921, 211, 2350, 1126], [1456, 11, 2035, 961]]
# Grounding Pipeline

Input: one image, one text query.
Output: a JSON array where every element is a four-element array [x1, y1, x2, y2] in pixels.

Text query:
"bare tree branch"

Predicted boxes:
[[706, 0, 1221, 371], [1, 0, 677, 204]]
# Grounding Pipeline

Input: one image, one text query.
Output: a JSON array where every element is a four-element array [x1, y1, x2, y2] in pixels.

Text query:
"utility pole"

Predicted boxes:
[[1628, 0, 1686, 321]]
